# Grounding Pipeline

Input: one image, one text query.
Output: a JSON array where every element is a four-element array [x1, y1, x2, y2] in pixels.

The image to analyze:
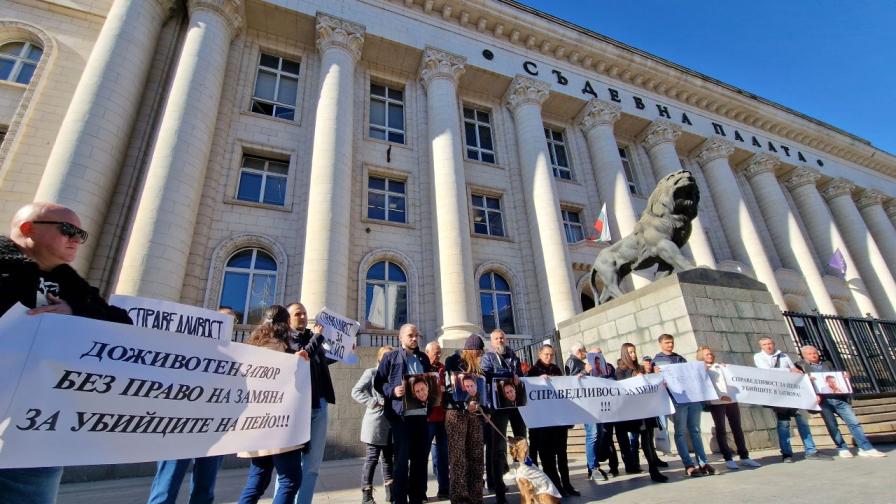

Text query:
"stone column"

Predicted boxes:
[[419, 47, 479, 345], [855, 189, 896, 280], [35, 0, 174, 272], [637, 120, 717, 268], [116, 0, 243, 300], [298, 14, 365, 316], [821, 179, 896, 319], [739, 153, 837, 314], [693, 138, 785, 307], [579, 99, 650, 289], [504, 75, 577, 328], [782, 168, 878, 317], [886, 202, 896, 229]]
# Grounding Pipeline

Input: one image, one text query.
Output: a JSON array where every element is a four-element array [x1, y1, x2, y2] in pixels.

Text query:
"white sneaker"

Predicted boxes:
[[858, 448, 887, 458], [838, 449, 854, 458], [725, 460, 738, 470], [741, 459, 761, 468]]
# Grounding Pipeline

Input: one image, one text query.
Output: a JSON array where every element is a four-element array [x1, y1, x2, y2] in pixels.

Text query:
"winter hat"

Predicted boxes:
[[464, 334, 485, 351]]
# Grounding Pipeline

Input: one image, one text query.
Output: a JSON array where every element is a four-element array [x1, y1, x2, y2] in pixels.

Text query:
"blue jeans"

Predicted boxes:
[[0, 466, 63, 503], [583, 423, 599, 470], [820, 398, 873, 451], [671, 402, 708, 467], [775, 409, 817, 456], [147, 456, 224, 504], [428, 421, 449, 494], [239, 450, 303, 504], [296, 399, 328, 504]]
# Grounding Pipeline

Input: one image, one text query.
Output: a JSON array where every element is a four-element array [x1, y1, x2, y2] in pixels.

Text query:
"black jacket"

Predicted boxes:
[[565, 355, 585, 376], [293, 328, 336, 408], [0, 236, 131, 324], [374, 346, 433, 418]]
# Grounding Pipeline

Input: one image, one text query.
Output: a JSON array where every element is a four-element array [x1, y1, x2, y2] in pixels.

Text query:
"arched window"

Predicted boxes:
[[218, 248, 277, 325], [479, 272, 515, 334], [0, 41, 42, 85], [365, 260, 408, 330]]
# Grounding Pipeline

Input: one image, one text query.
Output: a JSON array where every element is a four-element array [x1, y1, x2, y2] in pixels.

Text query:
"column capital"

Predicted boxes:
[[150, 0, 177, 17], [503, 75, 549, 113], [578, 98, 621, 132], [781, 166, 821, 191], [885, 201, 896, 219], [419, 47, 465, 88], [819, 178, 856, 202], [188, 0, 244, 37], [738, 152, 779, 180], [692, 136, 735, 166], [854, 188, 887, 210], [316, 12, 365, 61], [636, 119, 680, 151]]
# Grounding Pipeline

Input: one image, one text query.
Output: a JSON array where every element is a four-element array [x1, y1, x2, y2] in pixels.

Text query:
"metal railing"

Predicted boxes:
[[783, 311, 896, 396]]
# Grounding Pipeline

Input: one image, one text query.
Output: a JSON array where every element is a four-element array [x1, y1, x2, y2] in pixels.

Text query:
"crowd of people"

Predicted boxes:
[[0, 202, 888, 504]]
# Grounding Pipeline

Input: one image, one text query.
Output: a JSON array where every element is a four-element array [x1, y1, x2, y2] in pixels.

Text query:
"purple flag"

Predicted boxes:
[[828, 248, 847, 279]]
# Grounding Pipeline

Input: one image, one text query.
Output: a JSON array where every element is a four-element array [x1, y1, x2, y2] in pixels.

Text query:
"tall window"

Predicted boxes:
[[619, 146, 638, 194], [480, 272, 515, 334], [365, 261, 408, 330], [219, 248, 277, 325], [463, 107, 495, 163], [367, 176, 406, 223], [250, 53, 300, 120], [545, 128, 571, 180], [236, 155, 289, 206], [562, 209, 585, 243], [471, 194, 504, 237], [0, 41, 42, 85], [369, 83, 405, 143]]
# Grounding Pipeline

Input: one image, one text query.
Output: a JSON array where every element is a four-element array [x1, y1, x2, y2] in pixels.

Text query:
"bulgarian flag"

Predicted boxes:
[[591, 203, 611, 243]]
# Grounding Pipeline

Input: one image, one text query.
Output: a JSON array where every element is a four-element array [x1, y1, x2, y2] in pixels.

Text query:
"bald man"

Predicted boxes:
[[0, 202, 132, 503]]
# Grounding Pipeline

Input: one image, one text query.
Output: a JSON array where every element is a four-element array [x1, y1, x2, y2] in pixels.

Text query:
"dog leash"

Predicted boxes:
[[473, 407, 508, 442]]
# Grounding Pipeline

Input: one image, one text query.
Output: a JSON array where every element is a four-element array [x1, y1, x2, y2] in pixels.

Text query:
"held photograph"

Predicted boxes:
[[492, 377, 527, 409], [402, 372, 442, 416], [587, 351, 609, 377], [810, 371, 853, 395], [452, 372, 487, 406]]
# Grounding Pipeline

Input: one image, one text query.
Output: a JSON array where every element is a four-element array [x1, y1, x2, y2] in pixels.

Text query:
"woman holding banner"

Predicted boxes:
[[616, 343, 668, 483], [697, 346, 761, 470], [237, 305, 304, 504], [352, 346, 396, 504]]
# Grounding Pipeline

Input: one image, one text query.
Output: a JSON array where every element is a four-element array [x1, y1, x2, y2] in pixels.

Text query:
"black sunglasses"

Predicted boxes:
[[31, 220, 89, 244]]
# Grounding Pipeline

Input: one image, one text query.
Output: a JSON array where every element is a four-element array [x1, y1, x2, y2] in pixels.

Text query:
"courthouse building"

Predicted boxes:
[[2, 0, 896, 351]]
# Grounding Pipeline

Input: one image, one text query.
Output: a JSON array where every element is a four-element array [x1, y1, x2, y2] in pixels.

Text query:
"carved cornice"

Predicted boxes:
[[578, 99, 620, 132], [636, 119, 680, 151], [316, 13, 365, 61], [188, 0, 244, 37], [692, 137, 735, 166], [819, 178, 856, 202], [419, 47, 466, 88], [781, 167, 821, 191], [738, 153, 779, 180], [503, 75, 549, 113], [885, 202, 896, 219], [854, 189, 887, 210]]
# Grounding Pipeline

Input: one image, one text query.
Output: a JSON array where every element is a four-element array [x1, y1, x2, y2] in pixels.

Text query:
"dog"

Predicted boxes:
[[508, 436, 562, 504]]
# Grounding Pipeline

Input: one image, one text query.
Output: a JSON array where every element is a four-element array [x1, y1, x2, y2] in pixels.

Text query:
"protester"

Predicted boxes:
[[795, 345, 887, 458], [615, 343, 667, 483], [527, 345, 579, 497], [352, 346, 396, 504], [653, 334, 714, 477], [444, 335, 487, 504], [424, 341, 450, 500], [0, 202, 132, 503], [752, 337, 830, 461], [237, 305, 304, 504], [564, 343, 599, 481], [481, 329, 527, 504], [285, 302, 336, 504], [374, 324, 433, 504], [696, 346, 762, 470]]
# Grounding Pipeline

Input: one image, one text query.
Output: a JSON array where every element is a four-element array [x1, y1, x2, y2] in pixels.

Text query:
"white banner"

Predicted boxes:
[[517, 374, 675, 428], [109, 294, 234, 341], [720, 364, 820, 410], [316, 307, 359, 363], [0, 305, 311, 468], [659, 361, 719, 403]]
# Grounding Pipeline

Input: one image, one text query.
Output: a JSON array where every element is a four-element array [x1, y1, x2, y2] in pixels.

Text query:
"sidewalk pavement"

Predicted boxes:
[[58, 445, 894, 504]]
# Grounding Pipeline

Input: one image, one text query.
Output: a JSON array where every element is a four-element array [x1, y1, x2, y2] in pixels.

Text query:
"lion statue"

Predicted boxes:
[[591, 170, 700, 303]]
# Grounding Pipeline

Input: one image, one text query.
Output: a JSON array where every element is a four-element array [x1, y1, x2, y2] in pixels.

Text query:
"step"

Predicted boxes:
[[852, 397, 896, 407], [852, 404, 896, 415]]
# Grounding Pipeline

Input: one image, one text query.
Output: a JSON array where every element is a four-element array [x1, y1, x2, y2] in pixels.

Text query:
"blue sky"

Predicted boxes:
[[517, 0, 896, 156]]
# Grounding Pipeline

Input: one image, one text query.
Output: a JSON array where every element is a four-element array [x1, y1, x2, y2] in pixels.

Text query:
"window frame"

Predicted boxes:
[[364, 260, 409, 331], [478, 271, 516, 335], [545, 126, 573, 180], [235, 154, 290, 207], [249, 52, 301, 121], [218, 248, 278, 326], [561, 207, 585, 244], [618, 145, 640, 195], [0, 40, 42, 85], [368, 81, 406, 144], [470, 192, 506, 238], [462, 106, 497, 164], [366, 174, 408, 224]]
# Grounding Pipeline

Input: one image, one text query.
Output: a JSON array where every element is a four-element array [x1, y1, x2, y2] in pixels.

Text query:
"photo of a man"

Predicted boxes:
[[452, 372, 486, 405], [810, 371, 852, 395], [492, 378, 527, 409], [402, 372, 441, 415]]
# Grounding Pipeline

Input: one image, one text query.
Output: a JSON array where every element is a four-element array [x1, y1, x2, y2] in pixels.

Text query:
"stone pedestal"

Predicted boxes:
[[557, 268, 793, 453]]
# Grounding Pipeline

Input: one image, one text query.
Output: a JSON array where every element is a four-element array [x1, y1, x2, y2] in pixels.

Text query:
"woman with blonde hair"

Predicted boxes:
[[352, 346, 395, 504], [237, 305, 304, 504]]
